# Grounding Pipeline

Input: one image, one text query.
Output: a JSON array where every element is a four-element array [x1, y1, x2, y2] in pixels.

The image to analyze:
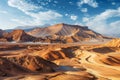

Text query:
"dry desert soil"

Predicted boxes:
[[0, 39, 120, 80]]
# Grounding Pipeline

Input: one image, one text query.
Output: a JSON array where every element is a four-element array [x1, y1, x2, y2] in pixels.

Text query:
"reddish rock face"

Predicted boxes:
[[3, 29, 36, 42]]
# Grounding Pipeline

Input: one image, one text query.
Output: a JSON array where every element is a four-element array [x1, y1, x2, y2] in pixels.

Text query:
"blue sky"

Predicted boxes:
[[0, 0, 120, 34]]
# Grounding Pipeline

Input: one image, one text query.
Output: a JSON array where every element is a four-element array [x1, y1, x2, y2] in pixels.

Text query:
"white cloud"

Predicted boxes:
[[11, 18, 33, 25], [83, 7, 120, 34], [81, 8, 88, 12], [27, 10, 62, 21], [70, 15, 78, 21], [83, 17, 89, 22], [109, 21, 120, 33], [110, 20, 120, 27], [8, 0, 40, 12], [8, 0, 62, 26], [77, 0, 98, 8]]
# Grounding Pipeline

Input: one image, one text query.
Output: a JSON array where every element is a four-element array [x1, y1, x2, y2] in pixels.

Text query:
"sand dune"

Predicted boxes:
[[105, 38, 120, 47]]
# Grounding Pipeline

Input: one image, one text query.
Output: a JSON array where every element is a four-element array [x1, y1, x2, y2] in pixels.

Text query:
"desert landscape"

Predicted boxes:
[[0, 23, 120, 80], [0, 0, 120, 80]]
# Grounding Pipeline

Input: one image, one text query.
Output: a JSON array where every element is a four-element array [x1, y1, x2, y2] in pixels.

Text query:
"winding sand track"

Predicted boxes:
[[79, 51, 120, 80]]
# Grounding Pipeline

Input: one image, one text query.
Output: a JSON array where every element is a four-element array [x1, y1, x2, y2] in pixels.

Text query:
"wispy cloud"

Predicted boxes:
[[82, 17, 89, 22], [77, 0, 98, 8], [11, 18, 32, 25], [8, 0, 40, 12], [8, 0, 62, 26], [83, 7, 120, 34], [70, 15, 78, 21], [81, 8, 88, 13]]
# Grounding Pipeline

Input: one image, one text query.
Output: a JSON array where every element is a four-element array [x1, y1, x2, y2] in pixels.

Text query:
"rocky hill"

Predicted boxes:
[[3, 29, 36, 42], [28, 23, 107, 43]]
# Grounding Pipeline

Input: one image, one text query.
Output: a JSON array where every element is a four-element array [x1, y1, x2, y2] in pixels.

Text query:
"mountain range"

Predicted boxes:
[[0, 23, 110, 43]]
